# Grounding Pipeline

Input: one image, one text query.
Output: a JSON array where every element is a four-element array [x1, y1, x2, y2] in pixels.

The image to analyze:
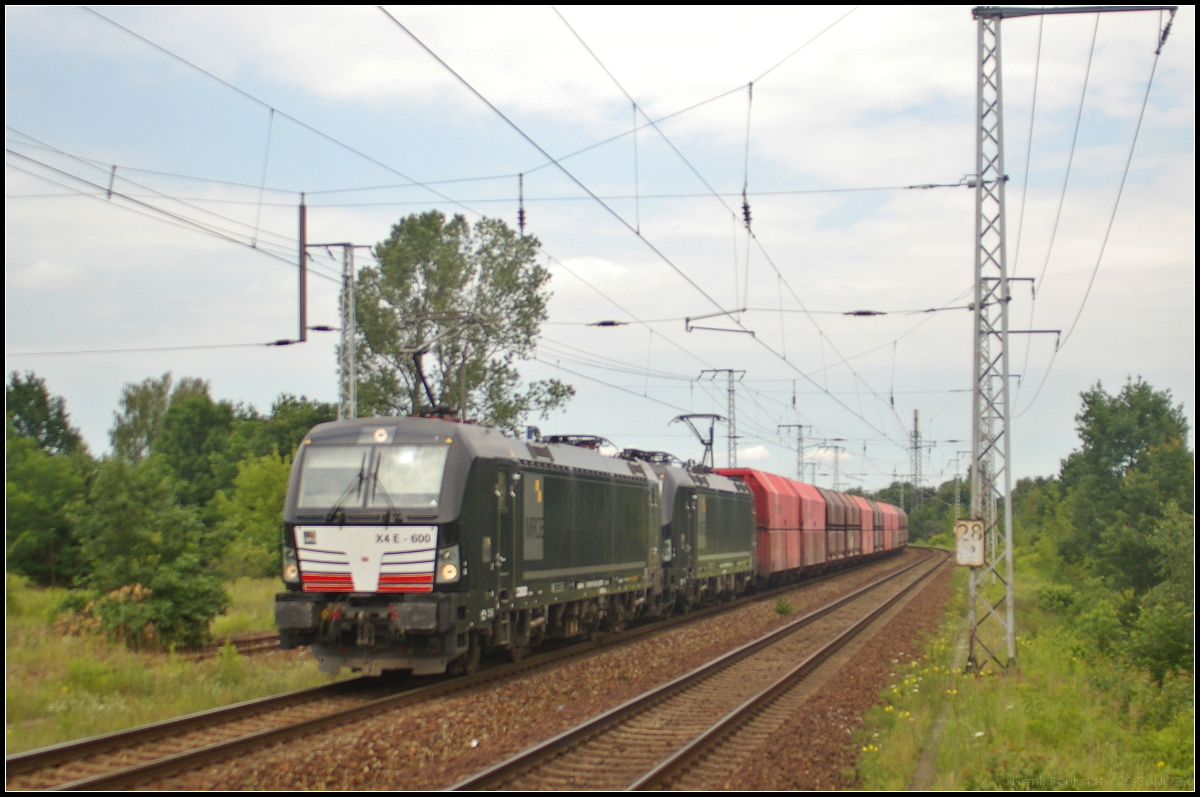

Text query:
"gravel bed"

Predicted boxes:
[[721, 559, 954, 790], [154, 550, 922, 791]]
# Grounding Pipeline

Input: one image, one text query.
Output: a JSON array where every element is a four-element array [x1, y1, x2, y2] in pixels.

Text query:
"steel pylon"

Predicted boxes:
[[968, 7, 1015, 672], [338, 246, 357, 420]]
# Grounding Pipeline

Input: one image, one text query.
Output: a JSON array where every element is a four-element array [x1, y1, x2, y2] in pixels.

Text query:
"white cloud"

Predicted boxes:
[[6, 260, 84, 290], [738, 444, 772, 461], [808, 447, 852, 463]]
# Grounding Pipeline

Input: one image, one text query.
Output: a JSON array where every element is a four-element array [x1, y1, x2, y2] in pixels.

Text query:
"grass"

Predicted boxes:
[[5, 574, 344, 755], [855, 564, 1195, 791], [210, 577, 285, 639], [774, 597, 796, 616]]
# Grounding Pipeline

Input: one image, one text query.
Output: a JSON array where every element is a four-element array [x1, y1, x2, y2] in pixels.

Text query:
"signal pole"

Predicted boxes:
[[700, 369, 745, 467], [910, 410, 923, 511], [340, 246, 356, 420], [779, 424, 808, 480], [308, 242, 372, 420], [965, 4, 1175, 673]]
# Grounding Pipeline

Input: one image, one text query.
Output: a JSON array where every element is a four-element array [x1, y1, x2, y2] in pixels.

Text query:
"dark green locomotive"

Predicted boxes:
[[275, 417, 754, 676]]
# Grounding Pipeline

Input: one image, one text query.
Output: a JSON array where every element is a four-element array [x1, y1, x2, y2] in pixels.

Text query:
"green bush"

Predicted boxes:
[[1128, 505, 1194, 682], [1036, 584, 1076, 613], [69, 457, 229, 648], [212, 452, 291, 579]]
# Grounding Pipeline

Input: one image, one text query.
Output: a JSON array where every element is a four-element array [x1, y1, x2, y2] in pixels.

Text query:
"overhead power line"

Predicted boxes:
[[40, 11, 728, 397], [80, 5, 486, 221], [5, 340, 309, 356], [5, 154, 342, 284], [3, 181, 971, 207], [1016, 11, 1170, 417], [750, 6, 862, 83], [549, 7, 916, 444], [5, 128, 336, 276], [71, 5, 730, 383], [379, 5, 907, 450]]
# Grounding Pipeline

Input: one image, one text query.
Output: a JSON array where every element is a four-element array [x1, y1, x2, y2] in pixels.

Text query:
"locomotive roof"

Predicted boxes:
[[640, 461, 749, 526], [302, 416, 651, 481]]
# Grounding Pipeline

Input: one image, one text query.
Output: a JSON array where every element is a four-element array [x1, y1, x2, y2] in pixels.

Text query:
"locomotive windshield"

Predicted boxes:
[[374, 445, 449, 507], [297, 444, 449, 509]]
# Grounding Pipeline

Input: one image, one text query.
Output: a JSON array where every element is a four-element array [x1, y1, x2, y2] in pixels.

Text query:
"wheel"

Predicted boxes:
[[508, 644, 527, 663]]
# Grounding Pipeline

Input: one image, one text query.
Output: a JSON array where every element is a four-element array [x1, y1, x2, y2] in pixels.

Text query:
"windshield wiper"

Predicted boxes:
[[325, 451, 368, 522], [368, 450, 403, 523]]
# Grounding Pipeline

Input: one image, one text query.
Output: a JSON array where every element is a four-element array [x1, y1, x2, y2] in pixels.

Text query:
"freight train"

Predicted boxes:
[[274, 417, 907, 676]]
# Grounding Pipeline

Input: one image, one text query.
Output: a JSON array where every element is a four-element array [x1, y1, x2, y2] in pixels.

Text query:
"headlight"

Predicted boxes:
[[282, 545, 300, 583], [435, 544, 460, 584]]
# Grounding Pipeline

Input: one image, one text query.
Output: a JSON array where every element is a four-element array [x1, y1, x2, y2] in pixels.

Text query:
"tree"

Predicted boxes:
[[1058, 379, 1193, 592], [110, 373, 211, 462], [153, 390, 236, 509], [69, 457, 228, 647], [212, 452, 292, 578], [6, 371, 84, 455], [5, 426, 88, 586], [1128, 504, 1194, 681], [356, 211, 573, 432], [225, 394, 337, 464]]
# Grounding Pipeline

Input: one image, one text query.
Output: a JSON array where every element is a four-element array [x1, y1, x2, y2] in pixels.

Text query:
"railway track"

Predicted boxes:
[[5, 551, 917, 791], [450, 548, 949, 791], [180, 631, 281, 662]]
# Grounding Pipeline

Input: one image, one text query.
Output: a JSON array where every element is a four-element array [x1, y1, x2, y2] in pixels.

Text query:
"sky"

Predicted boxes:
[[5, 5, 1195, 492]]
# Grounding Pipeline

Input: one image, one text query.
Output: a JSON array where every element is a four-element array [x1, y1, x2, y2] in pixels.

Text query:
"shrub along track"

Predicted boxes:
[[449, 549, 947, 791], [4, 550, 919, 791]]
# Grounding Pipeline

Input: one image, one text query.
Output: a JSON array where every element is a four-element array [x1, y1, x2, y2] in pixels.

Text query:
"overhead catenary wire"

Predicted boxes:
[[1010, 14, 1044, 280], [5, 341, 307, 356], [538, 327, 948, 466], [749, 6, 861, 83], [543, 301, 972, 325], [549, 7, 915, 445], [4, 155, 342, 284], [1011, 15, 1045, 408], [11, 9, 955, 470], [252, 108, 275, 249], [5, 181, 970, 207], [30, 10, 786, 404], [533, 357, 690, 414], [1032, 13, 1100, 297], [377, 10, 755, 337], [5, 153, 343, 284], [19, 15, 728, 397], [21, 9, 1099, 475], [532, 7, 911, 449], [80, 5, 489, 222], [4, 128, 344, 280], [28, 6, 921, 218], [1015, 12, 1170, 418], [541, 252, 717, 371]]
